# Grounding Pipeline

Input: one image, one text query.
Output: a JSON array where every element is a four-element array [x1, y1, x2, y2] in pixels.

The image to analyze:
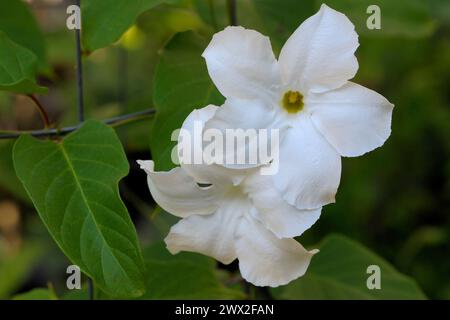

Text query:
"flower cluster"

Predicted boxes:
[[139, 4, 393, 287]]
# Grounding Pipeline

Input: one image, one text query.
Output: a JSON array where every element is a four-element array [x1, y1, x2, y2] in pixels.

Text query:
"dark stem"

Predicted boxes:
[[226, 0, 237, 26], [75, 1, 90, 297], [0, 109, 155, 139], [242, 278, 251, 297], [242, 279, 273, 300], [75, 0, 84, 123], [88, 278, 94, 300], [26, 94, 50, 129]]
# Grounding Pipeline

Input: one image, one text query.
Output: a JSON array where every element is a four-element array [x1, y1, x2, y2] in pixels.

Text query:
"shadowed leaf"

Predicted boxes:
[[13, 120, 146, 298]]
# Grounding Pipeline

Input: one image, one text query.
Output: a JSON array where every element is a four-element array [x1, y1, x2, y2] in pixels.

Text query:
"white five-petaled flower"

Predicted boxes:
[[202, 4, 394, 211], [138, 107, 319, 287], [139, 4, 394, 287]]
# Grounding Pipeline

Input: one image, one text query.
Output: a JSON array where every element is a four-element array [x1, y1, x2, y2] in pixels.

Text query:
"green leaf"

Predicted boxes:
[[318, 0, 436, 38], [429, 0, 450, 26], [238, 0, 316, 53], [238, 0, 435, 55], [0, 0, 47, 66], [150, 31, 224, 171], [136, 4, 212, 46], [13, 120, 146, 298], [272, 234, 427, 300], [0, 244, 42, 299], [13, 288, 57, 300], [140, 243, 245, 299], [81, 0, 181, 52], [0, 32, 47, 94], [62, 288, 90, 300]]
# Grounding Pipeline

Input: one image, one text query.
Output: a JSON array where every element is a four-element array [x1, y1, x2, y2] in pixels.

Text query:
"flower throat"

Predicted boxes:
[[282, 90, 304, 114]]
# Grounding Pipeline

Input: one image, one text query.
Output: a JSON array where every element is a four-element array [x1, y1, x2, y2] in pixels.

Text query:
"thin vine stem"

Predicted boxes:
[[0, 109, 155, 139], [76, 0, 90, 298], [226, 0, 237, 26], [75, 0, 84, 123], [26, 94, 50, 129], [88, 278, 94, 300]]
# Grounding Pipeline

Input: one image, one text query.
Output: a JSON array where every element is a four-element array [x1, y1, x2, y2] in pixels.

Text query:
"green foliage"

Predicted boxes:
[[319, 0, 436, 38], [13, 120, 146, 298], [60, 243, 246, 300], [13, 288, 57, 300], [81, 0, 181, 53], [0, 244, 42, 299], [0, 140, 30, 203], [0, 32, 47, 94], [140, 243, 245, 299], [136, 3, 213, 53], [62, 288, 90, 300], [150, 31, 224, 170], [0, 0, 447, 300], [235, 0, 436, 54], [429, 0, 450, 26], [272, 234, 426, 299], [0, 0, 47, 66], [237, 0, 316, 52]]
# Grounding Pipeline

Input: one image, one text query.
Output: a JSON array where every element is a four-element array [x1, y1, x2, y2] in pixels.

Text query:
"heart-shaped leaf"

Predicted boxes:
[[13, 120, 146, 298]]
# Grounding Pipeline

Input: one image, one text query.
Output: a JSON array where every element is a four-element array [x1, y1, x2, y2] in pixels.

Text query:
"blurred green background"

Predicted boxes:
[[0, 0, 449, 299]]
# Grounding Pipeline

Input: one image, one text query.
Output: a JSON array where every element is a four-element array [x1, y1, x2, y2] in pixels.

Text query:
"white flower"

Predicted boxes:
[[139, 4, 394, 287], [138, 107, 319, 287], [202, 4, 394, 210]]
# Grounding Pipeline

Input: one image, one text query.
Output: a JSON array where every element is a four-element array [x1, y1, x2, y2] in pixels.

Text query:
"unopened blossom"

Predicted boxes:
[[138, 107, 319, 287], [202, 4, 394, 211]]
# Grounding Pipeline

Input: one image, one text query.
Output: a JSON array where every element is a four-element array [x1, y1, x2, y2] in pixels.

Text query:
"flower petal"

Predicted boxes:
[[272, 116, 341, 210], [178, 105, 248, 185], [178, 105, 217, 181], [137, 160, 219, 218], [278, 4, 359, 93], [202, 26, 280, 101], [235, 215, 318, 287], [307, 82, 394, 157], [204, 97, 286, 169], [244, 172, 321, 238], [205, 98, 277, 133], [165, 196, 249, 264]]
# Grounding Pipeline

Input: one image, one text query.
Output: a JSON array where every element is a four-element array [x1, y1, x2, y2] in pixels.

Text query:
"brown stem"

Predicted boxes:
[[26, 94, 50, 129]]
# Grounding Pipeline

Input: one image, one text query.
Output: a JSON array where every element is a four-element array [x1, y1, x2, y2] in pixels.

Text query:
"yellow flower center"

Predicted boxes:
[[281, 90, 304, 114]]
